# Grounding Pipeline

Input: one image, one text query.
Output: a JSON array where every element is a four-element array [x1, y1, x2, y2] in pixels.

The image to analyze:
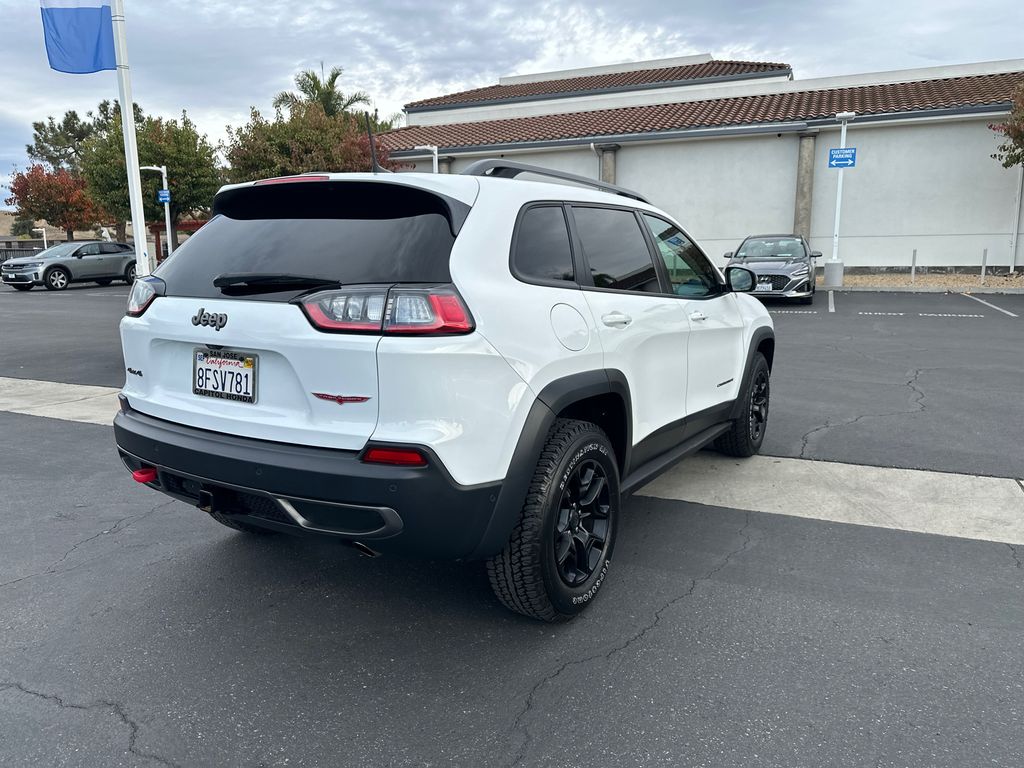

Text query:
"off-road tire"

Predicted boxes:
[[487, 418, 619, 622], [43, 266, 70, 291], [208, 511, 276, 535], [715, 351, 770, 458]]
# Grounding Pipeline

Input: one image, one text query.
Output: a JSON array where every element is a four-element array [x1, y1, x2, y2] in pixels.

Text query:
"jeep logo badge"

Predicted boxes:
[[191, 308, 228, 331]]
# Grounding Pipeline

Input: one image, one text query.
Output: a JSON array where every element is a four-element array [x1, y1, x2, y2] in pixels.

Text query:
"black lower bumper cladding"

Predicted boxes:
[[114, 404, 501, 559]]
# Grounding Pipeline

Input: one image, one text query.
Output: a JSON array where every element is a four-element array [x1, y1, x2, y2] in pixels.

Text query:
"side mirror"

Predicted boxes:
[[809, 251, 822, 259], [723, 251, 734, 260], [725, 266, 755, 293]]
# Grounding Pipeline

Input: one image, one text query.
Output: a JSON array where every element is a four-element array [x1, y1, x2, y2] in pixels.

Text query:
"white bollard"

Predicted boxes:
[[911, 248, 917, 284], [981, 248, 988, 286]]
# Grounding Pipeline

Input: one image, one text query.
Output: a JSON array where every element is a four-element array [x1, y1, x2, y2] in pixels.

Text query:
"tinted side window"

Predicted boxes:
[[100, 243, 123, 254], [79, 244, 101, 256], [572, 207, 659, 292], [512, 206, 574, 283], [641, 214, 720, 298]]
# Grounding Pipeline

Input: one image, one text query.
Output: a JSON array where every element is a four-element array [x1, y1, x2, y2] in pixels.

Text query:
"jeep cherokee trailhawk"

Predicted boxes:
[[114, 161, 773, 621]]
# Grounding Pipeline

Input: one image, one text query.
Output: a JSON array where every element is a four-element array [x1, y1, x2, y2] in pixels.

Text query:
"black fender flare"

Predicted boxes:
[[729, 325, 775, 421], [466, 369, 631, 560]]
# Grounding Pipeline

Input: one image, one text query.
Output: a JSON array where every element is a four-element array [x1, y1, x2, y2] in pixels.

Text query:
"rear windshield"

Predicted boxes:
[[155, 181, 467, 301]]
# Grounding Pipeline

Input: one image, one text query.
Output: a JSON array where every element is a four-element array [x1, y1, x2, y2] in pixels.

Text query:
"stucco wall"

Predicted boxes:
[[806, 118, 1023, 269], [396, 116, 1024, 269], [615, 134, 800, 261]]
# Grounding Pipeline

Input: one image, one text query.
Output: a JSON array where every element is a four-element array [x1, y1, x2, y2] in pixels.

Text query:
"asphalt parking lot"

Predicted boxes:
[[1, 284, 1022, 767]]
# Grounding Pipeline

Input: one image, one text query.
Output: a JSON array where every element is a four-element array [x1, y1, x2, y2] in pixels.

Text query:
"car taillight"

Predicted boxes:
[[298, 285, 474, 335], [126, 276, 165, 317], [361, 447, 428, 467]]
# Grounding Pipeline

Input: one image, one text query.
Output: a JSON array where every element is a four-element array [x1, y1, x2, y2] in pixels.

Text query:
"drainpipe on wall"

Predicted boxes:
[[1010, 163, 1023, 273]]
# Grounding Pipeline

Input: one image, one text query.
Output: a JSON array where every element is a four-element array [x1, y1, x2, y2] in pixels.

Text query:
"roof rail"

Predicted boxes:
[[460, 159, 650, 204]]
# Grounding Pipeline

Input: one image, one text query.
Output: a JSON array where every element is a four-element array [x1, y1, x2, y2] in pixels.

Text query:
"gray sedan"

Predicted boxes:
[[1, 241, 136, 291], [725, 234, 820, 305]]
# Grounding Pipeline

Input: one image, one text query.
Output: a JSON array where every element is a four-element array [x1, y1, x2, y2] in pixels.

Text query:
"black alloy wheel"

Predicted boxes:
[[748, 368, 769, 442], [553, 460, 612, 587]]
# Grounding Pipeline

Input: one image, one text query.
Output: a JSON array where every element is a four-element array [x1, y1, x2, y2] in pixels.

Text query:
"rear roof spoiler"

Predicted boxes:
[[460, 159, 650, 204]]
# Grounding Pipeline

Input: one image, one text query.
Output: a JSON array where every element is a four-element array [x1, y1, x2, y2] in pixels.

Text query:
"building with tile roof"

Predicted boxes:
[[383, 55, 1024, 270]]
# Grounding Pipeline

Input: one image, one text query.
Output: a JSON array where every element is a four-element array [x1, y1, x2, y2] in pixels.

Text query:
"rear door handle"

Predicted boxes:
[[601, 312, 632, 328], [689, 311, 708, 322]]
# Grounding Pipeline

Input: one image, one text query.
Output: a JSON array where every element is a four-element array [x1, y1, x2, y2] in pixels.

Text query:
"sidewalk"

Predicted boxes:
[[819, 273, 1024, 294]]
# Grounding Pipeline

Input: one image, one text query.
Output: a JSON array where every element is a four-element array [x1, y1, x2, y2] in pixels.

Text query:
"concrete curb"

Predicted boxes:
[[821, 286, 1024, 294]]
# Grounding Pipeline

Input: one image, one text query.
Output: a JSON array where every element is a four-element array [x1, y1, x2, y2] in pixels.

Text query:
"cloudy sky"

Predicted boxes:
[[1, 0, 1021, 207]]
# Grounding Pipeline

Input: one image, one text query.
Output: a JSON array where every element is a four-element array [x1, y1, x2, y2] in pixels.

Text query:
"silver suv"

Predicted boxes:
[[1, 240, 136, 291]]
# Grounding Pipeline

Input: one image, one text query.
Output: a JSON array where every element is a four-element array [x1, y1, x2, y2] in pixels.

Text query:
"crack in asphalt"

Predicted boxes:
[[1008, 544, 1023, 570], [0, 681, 179, 768], [506, 512, 753, 767], [798, 368, 927, 459], [0, 499, 176, 591]]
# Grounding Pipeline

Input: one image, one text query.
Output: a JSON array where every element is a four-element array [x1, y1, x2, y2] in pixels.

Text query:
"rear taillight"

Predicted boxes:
[[298, 285, 474, 335], [361, 447, 428, 467], [126, 276, 165, 317]]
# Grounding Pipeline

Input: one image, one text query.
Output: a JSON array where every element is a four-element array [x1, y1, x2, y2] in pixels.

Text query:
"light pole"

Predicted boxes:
[[414, 145, 439, 174], [32, 227, 48, 249], [826, 111, 856, 287], [140, 164, 173, 257]]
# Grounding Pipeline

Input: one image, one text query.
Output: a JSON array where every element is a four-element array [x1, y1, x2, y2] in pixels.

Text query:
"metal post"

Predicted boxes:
[[831, 118, 849, 262], [111, 0, 152, 277], [160, 165, 172, 256], [981, 248, 988, 285], [32, 227, 47, 249], [911, 248, 917, 284]]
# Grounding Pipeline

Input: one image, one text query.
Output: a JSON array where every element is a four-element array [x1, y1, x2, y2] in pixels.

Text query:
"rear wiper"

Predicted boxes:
[[213, 273, 340, 293]]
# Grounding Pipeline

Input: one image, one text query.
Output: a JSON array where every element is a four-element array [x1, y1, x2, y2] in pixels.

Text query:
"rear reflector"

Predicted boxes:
[[132, 467, 158, 483], [361, 447, 428, 467]]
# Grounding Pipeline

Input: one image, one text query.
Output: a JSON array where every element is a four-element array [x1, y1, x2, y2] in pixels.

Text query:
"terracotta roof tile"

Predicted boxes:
[[384, 72, 1022, 152], [405, 60, 791, 110]]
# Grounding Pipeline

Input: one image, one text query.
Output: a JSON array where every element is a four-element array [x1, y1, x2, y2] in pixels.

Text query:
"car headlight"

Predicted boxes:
[[791, 265, 809, 277], [18, 262, 43, 268]]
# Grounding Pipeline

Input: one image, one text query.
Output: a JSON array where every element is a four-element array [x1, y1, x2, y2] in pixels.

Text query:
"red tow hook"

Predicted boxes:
[[132, 467, 158, 484]]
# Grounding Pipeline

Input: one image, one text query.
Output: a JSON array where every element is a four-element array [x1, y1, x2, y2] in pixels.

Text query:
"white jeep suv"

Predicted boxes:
[[114, 161, 773, 621]]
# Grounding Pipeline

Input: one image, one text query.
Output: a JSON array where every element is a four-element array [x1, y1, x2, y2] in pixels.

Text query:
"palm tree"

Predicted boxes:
[[273, 64, 371, 117]]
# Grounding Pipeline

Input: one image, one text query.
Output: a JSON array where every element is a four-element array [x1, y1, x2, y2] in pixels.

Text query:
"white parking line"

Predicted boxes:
[[959, 293, 1019, 317], [639, 453, 1024, 546], [769, 310, 818, 314], [858, 311, 905, 316], [828, 290, 835, 313], [3, 376, 1022, 547], [919, 313, 984, 318]]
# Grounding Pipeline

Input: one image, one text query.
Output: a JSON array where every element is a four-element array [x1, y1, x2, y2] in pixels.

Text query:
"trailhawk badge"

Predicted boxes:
[[191, 308, 228, 331]]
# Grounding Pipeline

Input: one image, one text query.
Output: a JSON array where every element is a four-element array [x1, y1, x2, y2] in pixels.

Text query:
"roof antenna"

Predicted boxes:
[[364, 112, 390, 174]]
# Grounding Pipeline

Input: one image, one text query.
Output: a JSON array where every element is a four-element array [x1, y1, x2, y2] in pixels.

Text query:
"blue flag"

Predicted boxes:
[[40, 1, 116, 74]]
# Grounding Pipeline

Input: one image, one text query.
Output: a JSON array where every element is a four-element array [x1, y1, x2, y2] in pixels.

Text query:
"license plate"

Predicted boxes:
[[755, 282, 774, 292], [192, 349, 258, 403]]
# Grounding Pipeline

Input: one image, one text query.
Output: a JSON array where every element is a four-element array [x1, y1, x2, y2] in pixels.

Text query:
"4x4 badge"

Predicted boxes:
[[191, 308, 228, 331]]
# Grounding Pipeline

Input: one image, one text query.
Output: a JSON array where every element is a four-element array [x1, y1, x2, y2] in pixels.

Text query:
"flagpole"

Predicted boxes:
[[110, 0, 152, 276]]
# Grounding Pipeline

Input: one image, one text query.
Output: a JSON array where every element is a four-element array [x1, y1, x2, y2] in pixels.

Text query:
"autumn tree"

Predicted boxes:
[[223, 104, 394, 183], [991, 81, 1024, 168], [5, 164, 102, 240]]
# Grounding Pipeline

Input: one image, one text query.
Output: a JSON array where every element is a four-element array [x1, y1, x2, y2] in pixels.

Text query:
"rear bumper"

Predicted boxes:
[[113, 403, 502, 559]]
